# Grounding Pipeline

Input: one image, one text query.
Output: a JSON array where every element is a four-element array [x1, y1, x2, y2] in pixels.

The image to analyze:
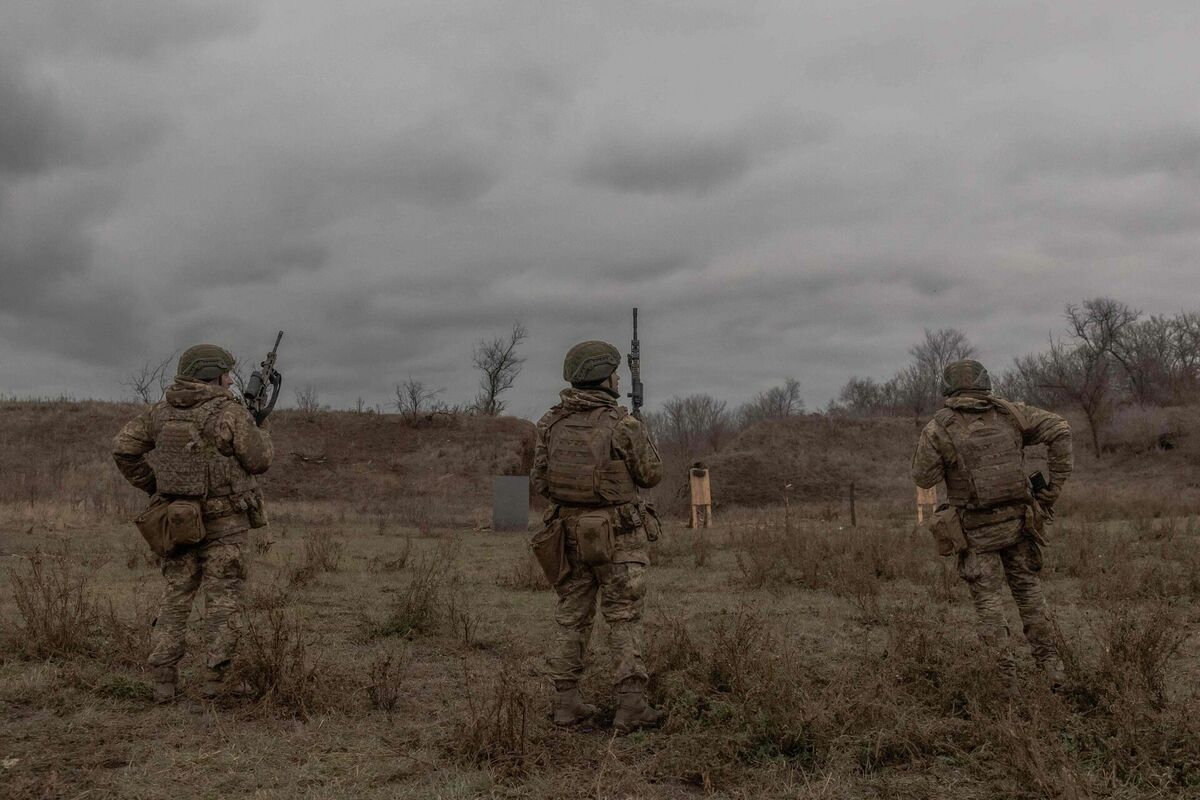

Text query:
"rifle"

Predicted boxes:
[[244, 331, 284, 426], [627, 308, 643, 419]]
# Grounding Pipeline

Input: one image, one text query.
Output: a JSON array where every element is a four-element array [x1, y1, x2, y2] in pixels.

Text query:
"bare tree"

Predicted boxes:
[[294, 385, 325, 420], [655, 394, 734, 455], [394, 377, 444, 416], [739, 378, 804, 426], [837, 376, 877, 415], [1035, 298, 1140, 456], [908, 327, 975, 414], [123, 353, 176, 404], [472, 322, 528, 416]]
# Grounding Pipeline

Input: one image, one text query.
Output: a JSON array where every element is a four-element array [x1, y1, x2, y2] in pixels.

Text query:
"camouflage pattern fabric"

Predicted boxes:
[[532, 387, 662, 690], [147, 534, 247, 672], [912, 391, 1072, 681], [912, 393, 1072, 552], [548, 519, 649, 688], [532, 388, 662, 499], [113, 378, 273, 539], [957, 539, 1064, 680]]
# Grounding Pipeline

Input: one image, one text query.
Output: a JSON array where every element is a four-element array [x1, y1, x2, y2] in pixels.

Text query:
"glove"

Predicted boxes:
[[253, 371, 283, 426], [1033, 484, 1061, 508]]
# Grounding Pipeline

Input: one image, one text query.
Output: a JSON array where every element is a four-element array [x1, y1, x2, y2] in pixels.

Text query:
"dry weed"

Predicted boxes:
[[365, 646, 410, 712], [4, 546, 105, 659], [495, 553, 550, 591], [451, 662, 546, 780], [233, 605, 326, 718]]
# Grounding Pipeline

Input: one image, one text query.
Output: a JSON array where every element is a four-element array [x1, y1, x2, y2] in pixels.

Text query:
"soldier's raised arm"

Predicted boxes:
[[613, 415, 662, 489], [215, 404, 274, 476], [112, 408, 158, 495]]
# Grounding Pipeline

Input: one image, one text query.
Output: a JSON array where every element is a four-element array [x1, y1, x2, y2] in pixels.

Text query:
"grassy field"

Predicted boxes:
[[2, 401, 1200, 798]]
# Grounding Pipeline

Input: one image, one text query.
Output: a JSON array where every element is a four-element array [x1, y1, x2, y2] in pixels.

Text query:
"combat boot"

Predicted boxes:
[[552, 685, 597, 727], [152, 666, 178, 704], [613, 687, 663, 734]]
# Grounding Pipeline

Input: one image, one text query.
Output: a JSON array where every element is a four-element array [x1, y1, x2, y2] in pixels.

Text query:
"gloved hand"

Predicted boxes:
[[1033, 483, 1061, 508]]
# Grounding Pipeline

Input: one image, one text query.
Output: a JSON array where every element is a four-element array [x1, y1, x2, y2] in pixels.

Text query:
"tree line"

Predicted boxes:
[[834, 297, 1200, 456]]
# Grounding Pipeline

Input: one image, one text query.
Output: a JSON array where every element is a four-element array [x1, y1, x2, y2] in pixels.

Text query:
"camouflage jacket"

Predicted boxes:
[[911, 392, 1073, 551], [113, 379, 273, 536]]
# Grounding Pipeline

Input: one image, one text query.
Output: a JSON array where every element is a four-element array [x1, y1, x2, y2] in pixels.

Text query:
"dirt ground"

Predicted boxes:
[[3, 495, 1200, 799]]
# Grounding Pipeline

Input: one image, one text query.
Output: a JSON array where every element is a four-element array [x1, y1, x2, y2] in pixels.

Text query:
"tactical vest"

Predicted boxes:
[[152, 397, 258, 503], [934, 402, 1027, 514], [545, 406, 639, 506]]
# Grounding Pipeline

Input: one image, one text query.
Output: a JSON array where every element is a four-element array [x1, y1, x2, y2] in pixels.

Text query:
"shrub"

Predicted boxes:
[[5, 547, 104, 659], [233, 606, 326, 718]]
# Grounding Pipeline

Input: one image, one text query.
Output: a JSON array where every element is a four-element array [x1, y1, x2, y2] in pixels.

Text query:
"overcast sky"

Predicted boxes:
[[2, 1, 1199, 418]]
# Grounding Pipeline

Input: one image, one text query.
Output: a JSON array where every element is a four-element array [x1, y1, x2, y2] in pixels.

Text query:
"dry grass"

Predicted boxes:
[[3, 398, 1200, 798]]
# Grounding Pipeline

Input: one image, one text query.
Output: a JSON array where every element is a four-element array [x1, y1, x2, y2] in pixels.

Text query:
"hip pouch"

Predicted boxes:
[[530, 518, 569, 586], [573, 511, 615, 566], [929, 505, 968, 557], [134, 498, 206, 557]]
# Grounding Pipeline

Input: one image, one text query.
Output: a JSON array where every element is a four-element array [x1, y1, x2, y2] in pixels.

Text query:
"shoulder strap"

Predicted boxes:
[[989, 397, 1028, 432]]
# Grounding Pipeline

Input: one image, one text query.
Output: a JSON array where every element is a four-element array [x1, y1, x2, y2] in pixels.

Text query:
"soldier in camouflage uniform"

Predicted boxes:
[[113, 345, 274, 703], [532, 341, 664, 732], [912, 359, 1073, 688]]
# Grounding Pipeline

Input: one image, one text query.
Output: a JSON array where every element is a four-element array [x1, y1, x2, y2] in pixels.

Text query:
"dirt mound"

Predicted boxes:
[[705, 415, 919, 507], [0, 400, 535, 526]]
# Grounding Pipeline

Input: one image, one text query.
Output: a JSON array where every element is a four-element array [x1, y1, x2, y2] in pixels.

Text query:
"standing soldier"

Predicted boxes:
[[912, 359, 1073, 689], [113, 345, 274, 703], [532, 341, 664, 732]]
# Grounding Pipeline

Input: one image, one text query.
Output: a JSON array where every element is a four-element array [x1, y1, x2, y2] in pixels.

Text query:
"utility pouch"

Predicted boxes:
[[639, 501, 662, 542], [928, 505, 968, 557], [134, 498, 206, 557], [246, 489, 268, 529], [574, 512, 615, 566], [530, 518, 569, 586]]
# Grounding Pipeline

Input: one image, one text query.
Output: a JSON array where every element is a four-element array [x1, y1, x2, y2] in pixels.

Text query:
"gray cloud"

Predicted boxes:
[[579, 133, 754, 196], [3, 1, 1200, 414]]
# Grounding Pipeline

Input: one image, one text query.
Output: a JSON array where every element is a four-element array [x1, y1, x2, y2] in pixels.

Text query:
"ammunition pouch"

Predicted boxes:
[[134, 497, 206, 558], [530, 517, 569, 586], [636, 500, 661, 542], [928, 504, 968, 557], [572, 511, 615, 566]]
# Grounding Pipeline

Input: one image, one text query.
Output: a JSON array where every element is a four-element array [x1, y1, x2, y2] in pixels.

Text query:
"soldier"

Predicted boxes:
[[532, 341, 664, 732], [113, 344, 274, 703], [912, 359, 1073, 689]]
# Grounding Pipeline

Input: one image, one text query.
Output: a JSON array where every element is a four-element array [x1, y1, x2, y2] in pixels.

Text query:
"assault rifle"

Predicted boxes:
[[627, 308, 643, 419], [244, 331, 284, 426]]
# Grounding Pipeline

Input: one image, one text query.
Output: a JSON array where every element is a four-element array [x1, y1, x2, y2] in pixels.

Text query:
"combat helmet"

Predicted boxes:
[[563, 340, 620, 386], [177, 344, 236, 382], [942, 359, 992, 396]]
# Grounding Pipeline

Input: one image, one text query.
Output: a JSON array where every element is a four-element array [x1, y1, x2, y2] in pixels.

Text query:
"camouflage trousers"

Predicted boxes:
[[148, 535, 246, 673], [548, 540, 648, 691], [957, 537, 1064, 680]]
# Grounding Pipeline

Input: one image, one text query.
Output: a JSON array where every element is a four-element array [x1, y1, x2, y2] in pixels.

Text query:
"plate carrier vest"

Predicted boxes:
[[933, 399, 1028, 513], [152, 397, 258, 504], [545, 406, 639, 506]]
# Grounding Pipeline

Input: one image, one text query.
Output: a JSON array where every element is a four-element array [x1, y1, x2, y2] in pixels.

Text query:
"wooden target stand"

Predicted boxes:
[[916, 485, 939, 523], [689, 463, 713, 528]]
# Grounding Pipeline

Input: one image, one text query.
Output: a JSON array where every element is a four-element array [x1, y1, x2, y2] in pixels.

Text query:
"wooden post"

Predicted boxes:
[[916, 485, 938, 523], [849, 481, 857, 527], [689, 466, 713, 528]]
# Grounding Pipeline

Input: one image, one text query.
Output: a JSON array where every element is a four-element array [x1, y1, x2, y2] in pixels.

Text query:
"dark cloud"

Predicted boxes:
[[2, 1, 1200, 413], [578, 133, 754, 195]]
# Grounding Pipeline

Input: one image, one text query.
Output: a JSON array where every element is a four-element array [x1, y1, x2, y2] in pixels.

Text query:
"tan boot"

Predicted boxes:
[[613, 688, 663, 734], [552, 685, 597, 727], [152, 666, 178, 704]]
